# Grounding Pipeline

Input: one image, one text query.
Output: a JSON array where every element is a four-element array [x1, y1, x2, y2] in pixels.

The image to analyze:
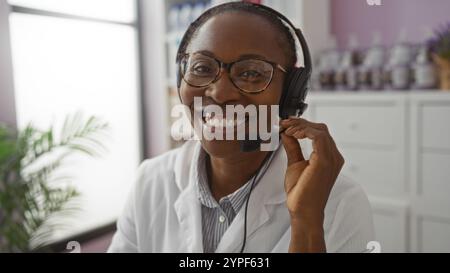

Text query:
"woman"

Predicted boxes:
[[108, 2, 374, 253]]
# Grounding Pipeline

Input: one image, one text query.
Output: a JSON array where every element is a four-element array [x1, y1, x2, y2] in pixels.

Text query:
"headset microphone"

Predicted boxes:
[[239, 138, 262, 152]]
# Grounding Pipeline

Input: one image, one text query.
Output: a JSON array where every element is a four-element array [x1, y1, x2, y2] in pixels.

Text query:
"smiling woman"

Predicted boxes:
[[108, 1, 374, 253]]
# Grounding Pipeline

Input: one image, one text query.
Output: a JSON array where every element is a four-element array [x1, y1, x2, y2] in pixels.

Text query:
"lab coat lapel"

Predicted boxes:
[[174, 184, 203, 252], [173, 141, 204, 253]]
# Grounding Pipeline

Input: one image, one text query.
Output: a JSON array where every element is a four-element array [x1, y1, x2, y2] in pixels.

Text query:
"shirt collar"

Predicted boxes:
[[195, 146, 277, 213]]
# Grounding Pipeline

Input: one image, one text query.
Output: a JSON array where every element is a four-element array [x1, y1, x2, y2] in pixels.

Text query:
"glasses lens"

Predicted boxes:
[[231, 60, 274, 93], [181, 54, 219, 87]]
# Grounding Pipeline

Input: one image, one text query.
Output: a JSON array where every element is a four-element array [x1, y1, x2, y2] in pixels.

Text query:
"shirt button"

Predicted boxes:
[[219, 215, 226, 223]]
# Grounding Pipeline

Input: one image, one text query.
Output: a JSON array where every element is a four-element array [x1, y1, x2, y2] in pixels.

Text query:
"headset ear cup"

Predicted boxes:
[[280, 67, 308, 118], [176, 61, 182, 89], [296, 71, 310, 116], [279, 71, 295, 118]]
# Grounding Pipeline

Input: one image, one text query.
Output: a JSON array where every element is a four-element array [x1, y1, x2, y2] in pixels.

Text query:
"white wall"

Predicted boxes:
[[139, 0, 171, 157], [0, 0, 17, 127]]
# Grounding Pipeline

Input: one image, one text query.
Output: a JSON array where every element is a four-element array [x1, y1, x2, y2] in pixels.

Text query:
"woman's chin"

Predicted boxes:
[[200, 139, 242, 158]]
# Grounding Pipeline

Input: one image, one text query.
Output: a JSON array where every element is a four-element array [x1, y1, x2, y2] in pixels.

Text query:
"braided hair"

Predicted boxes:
[[176, 1, 298, 68]]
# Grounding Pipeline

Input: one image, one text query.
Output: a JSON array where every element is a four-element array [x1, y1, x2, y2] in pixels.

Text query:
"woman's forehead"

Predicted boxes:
[[187, 12, 287, 64]]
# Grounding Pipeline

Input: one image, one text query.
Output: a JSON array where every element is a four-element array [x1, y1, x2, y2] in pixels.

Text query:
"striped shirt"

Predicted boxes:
[[195, 148, 276, 253]]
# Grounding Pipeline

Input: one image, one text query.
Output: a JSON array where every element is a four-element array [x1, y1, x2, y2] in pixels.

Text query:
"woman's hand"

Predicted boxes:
[[280, 118, 344, 252]]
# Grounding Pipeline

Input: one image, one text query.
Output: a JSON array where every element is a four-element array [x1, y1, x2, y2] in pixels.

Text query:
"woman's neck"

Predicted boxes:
[[206, 150, 269, 202]]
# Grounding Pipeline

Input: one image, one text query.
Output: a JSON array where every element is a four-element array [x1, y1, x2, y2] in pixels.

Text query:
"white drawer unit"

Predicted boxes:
[[420, 152, 450, 200], [409, 93, 450, 253], [410, 196, 450, 253], [340, 147, 405, 197], [421, 105, 450, 151], [307, 91, 450, 253], [416, 216, 450, 253], [370, 198, 409, 253], [314, 104, 401, 148]]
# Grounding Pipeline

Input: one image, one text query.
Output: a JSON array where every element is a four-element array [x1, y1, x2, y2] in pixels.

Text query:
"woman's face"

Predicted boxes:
[[179, 12, 289, 158]]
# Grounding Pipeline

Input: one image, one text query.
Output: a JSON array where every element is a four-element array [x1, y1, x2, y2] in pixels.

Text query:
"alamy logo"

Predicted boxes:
[[366, 241, 381, 253], [367, 0, 382, 6], [66, 241, 81, 253]]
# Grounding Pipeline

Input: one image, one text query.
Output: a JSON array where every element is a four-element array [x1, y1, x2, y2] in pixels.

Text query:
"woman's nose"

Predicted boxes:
[[204, 71, 241, 104]]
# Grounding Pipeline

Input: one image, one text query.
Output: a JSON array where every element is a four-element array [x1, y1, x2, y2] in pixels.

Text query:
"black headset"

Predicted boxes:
[[176, 2, 311, 152], [175, 2, 311, 121]]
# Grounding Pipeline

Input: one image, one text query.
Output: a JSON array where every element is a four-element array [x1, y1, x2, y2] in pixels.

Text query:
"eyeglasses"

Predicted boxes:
[[179, 52, 287, 94]]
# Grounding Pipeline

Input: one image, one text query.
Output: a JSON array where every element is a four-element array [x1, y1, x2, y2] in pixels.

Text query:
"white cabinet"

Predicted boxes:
[[314, 104, 402, 147], [369, 197, 409, 253], [341, 148, 405, 196], [410, 94, 450, 252], [307, 91, 450, 253]]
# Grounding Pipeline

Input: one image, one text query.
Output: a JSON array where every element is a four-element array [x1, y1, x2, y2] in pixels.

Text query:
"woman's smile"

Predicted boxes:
[[193, 104, 251, 135]]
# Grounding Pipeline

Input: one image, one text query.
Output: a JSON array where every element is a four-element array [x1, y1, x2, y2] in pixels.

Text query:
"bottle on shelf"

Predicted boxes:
[[412, 27, 437, 90], [358, 32, 385, 90], [385, 29, 413, 90], [335, 34, 360, 91], [318, 36, 340, 91]]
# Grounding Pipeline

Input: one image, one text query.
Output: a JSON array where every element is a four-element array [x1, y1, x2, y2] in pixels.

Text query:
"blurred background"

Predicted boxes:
[[0, 0, 450, 253]]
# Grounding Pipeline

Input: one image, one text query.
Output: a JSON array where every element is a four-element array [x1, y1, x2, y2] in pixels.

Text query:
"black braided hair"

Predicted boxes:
[[176, 1, 297, 68]]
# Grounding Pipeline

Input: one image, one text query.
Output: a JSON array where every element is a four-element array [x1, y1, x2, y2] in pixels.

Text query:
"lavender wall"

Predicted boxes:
[[331, 0, 450, 49]]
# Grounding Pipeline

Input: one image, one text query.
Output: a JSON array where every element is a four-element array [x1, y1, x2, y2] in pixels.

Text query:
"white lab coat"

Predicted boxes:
[[108, 140, 374, 253]]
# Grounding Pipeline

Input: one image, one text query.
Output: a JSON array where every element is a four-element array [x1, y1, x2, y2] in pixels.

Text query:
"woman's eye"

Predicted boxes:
[[191, 63, 213, 75], [194, 66, 209, 73], [240, 70, 262, 79]]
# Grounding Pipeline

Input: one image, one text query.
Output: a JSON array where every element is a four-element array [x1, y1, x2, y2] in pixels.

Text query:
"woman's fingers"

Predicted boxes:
[[280, 118, 328, 132], [281, 132, 305, 166], [285, 126, 331, 157], [281, 118, 338, 165]]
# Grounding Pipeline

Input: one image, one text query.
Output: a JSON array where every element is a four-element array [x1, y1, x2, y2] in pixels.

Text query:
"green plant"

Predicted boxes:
[[0, 113, 109, 252], [428, 22, 450, 60]]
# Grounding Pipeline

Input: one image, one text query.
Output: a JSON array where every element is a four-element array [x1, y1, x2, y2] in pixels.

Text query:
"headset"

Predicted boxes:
[[175, 1, 312, 252]]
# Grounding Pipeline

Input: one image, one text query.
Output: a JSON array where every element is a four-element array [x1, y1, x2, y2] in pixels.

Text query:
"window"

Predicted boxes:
[[7, 0, 142, 243]]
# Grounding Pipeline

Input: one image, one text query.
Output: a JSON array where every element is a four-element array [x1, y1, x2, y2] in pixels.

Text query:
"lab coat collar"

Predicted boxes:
[[173, 140, 287, 252]]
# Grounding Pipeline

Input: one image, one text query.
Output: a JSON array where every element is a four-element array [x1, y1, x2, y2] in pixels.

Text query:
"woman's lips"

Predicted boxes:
[[203, 112, 246, 129]]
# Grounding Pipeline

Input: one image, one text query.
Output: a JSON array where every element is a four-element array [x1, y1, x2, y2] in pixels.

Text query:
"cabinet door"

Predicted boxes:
[[370, 198, 409, 253], [307, 98, 407, 198], [410, 96, 450, 252], [421, 105, 450, 150], [340, 148, 405, 197], [411, 198, 450, 253], [314, 104, 402, 148]]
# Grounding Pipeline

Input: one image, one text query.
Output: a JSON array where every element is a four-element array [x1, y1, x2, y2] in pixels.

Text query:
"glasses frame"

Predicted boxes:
[[179, 52, 288, 94]]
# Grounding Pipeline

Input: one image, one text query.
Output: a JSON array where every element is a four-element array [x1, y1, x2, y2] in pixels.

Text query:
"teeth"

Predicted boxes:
[[204, 114, 245, 128]]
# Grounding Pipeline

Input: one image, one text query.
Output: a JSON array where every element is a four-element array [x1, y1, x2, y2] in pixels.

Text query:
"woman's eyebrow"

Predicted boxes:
[[192, 50, 269, 61], [193, 50, 216, 58], [237, 53, 269, 60]]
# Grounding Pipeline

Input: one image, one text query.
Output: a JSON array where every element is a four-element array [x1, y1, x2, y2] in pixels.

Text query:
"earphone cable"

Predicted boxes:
[[239, 150, 275, 253]]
